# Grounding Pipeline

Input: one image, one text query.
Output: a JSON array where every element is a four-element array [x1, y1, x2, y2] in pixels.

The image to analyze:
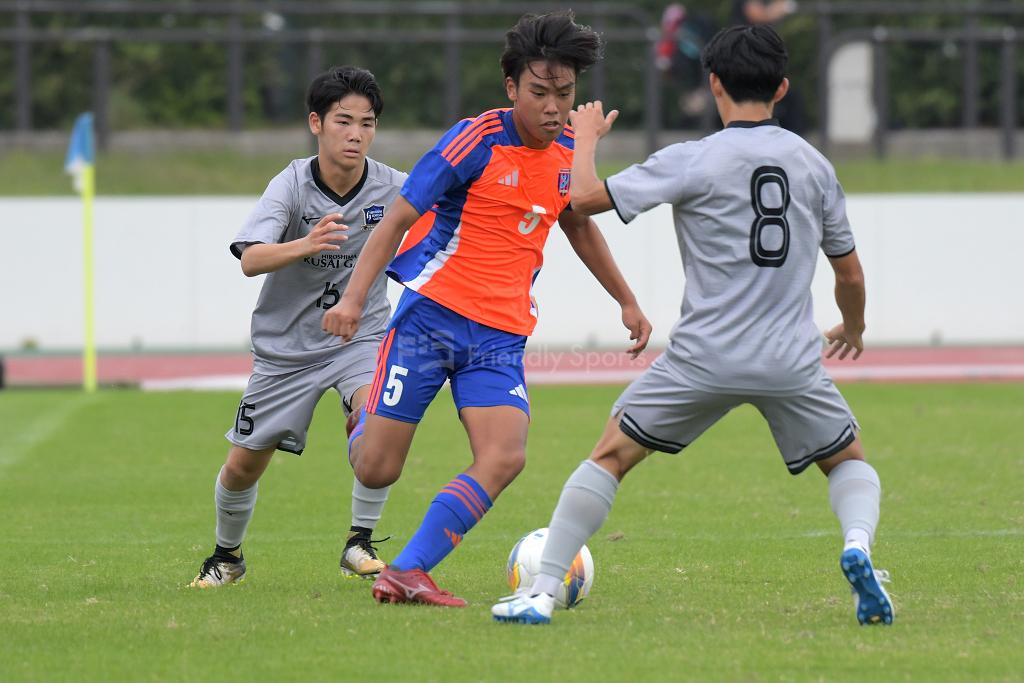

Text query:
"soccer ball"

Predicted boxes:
[[505, 527, 594, 609]]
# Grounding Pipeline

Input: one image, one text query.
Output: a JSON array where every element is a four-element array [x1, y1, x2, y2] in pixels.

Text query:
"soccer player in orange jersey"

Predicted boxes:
[[322, 11, 652, 606]]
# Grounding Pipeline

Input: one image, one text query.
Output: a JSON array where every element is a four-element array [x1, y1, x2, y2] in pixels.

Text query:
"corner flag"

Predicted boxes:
[[65, 112, 95, 192], [66, 113, 97, 392]]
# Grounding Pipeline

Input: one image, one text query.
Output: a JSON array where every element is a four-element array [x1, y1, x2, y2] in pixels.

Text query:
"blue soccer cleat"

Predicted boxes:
[[841, 547, 895, 625], [491, 592, 555, 625]]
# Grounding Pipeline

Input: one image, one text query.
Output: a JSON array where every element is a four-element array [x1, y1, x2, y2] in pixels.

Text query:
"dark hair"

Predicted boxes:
[[306, 66, 383, 120], [701, 24, 787, 103], [500, 11, 603, 83]]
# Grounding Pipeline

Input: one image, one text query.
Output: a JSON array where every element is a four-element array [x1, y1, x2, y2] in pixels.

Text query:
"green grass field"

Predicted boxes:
[[4, 150, 1024, 195], [1, 384, 1022, 681]]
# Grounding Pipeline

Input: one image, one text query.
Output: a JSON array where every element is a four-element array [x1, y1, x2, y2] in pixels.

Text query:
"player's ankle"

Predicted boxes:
[[531, 573, 562, 598], [214, 543, 243, 560]]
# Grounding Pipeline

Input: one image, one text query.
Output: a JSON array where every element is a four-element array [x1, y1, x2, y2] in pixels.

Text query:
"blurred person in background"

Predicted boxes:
[[655, 3, 718, 130], [733, 0, 806, 133], [733, 0, 799, 26]]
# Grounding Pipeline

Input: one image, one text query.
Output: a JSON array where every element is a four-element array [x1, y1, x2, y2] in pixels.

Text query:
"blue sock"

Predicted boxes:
[[390, 473, 492, 572], [347, 407, 367, 456]]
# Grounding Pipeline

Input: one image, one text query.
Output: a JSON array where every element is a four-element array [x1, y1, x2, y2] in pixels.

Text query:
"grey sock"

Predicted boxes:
[[351, 478, 390, 530], [535, 460, 619, 596], [215, 468, 258, 549]]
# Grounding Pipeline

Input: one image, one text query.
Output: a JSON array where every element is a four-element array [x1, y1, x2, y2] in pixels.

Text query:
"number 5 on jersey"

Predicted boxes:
[[381, 365, 409, 407]]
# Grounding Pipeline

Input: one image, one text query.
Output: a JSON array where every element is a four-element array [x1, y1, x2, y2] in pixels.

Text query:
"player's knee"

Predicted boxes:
[[816, 436, 866, 475], [473, 446, 526, 486], [354, 456, 402, 489], [222, 458, 261, 489], [497, 448, 526, 483], [590, 440, 647, 481]]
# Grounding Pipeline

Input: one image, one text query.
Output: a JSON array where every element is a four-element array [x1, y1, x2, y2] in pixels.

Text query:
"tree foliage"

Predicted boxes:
[[1, 0, 1020, 131]]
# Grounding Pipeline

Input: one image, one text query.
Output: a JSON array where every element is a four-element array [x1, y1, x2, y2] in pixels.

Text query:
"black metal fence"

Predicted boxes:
[[813, 1, 1024, 159], [2, 1, 1023, 158], [0, 1, 662, 151]]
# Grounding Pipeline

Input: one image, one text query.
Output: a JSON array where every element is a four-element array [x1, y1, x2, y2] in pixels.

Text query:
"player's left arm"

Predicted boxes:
[[558, 208, 651, 358], [824, 250, 866, 361]]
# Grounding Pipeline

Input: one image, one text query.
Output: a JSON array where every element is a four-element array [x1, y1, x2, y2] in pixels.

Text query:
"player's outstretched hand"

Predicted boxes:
[[304, 213, 349, 255], [622, 303, 652, 359], [824, 323, 864, 360], [569, 101, 619, 140], [322, 295, 362, 342]]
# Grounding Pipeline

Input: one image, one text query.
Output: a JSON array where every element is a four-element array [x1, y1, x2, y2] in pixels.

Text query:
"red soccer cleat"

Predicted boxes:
[[371, 566, 467, 607]]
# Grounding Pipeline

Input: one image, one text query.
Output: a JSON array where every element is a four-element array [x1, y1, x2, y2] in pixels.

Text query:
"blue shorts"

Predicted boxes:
[[366, 289, 529, 423]]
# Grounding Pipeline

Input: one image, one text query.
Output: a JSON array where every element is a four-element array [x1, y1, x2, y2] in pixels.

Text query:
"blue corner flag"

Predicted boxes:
[[65, 112, 95, 193], [65, 112, 98, 392]]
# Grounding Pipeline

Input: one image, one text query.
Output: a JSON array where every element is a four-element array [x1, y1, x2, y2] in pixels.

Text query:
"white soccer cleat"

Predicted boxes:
[[189, 553, 246, 588], [491, 592, 555, 625], [339, 532, 387, 579], [841, 547, 895, 625]]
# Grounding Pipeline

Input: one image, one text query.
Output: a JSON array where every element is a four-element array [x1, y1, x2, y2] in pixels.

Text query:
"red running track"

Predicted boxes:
[[3, 347, 1024, 389]]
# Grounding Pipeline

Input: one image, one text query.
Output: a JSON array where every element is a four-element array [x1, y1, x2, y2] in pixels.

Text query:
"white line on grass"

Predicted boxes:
[[140, 364, 1024, 391], [0, 393, 97, 476], [23, 528, 1014, 546]]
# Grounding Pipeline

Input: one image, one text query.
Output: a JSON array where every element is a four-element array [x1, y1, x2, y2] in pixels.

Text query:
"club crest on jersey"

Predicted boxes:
[[362, 205, 385, 230], [557, 168, 571, 196]]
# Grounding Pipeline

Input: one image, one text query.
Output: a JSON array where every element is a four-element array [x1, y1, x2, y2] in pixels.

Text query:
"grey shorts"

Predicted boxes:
[[612, 355, 859, 475], [225, 339, 379, 455]]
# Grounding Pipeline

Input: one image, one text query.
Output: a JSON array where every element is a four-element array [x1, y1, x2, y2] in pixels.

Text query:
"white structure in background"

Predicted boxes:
[[829, 41, 875, 144], [2, 195, 1024, 350]]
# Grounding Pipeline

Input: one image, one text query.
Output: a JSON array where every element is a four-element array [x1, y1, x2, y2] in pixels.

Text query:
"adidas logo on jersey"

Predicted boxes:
[[508, 384, 528, 401], [498, 170, 520, 188]]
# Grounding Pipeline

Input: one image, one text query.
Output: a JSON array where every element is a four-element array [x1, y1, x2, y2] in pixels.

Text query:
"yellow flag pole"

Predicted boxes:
[[82, 164, 97, 393]]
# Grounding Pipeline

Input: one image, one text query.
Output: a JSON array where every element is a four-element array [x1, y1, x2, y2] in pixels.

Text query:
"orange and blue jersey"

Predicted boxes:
[[388, 108, 575, 337]]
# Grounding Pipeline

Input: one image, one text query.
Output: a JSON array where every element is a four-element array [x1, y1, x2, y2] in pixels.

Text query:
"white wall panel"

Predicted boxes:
[[2, 194, 1022, 350]]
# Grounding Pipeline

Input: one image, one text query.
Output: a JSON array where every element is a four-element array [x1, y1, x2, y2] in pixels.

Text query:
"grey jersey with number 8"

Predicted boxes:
[[606, 121, 855, 395], [231, 156, 407, 375]]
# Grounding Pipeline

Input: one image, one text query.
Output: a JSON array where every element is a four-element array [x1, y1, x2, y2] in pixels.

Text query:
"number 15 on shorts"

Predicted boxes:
[[382, 365, 408, 407]]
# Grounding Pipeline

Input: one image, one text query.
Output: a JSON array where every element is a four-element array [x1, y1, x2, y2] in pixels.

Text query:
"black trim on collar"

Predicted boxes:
[[311, 157, 368, 206], [726, 118, 781, 129]]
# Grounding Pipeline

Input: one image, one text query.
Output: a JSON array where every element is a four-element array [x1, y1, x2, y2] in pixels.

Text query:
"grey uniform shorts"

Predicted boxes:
[[225, 338, 379, 455], [612, 354, 859, 475]]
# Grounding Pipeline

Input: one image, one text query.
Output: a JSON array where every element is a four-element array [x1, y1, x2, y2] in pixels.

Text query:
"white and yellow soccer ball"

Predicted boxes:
[[505, 527, 594, 608]]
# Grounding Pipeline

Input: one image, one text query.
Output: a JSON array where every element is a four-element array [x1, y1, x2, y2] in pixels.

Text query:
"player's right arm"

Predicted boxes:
[[238, 213, 349, 277], [322, 196, 422, 341], [567, 101, 619, 215], [825, 250, 866, 360], [571, 100, 692, 224]]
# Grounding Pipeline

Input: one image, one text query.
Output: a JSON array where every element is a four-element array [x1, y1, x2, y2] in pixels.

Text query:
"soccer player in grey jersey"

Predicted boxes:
[[493, 25, 894, 626], [191, 67, 407, 588]]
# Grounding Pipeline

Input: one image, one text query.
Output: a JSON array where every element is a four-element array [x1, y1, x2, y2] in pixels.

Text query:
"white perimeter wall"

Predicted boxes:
[[1, 194, 1023, 350]]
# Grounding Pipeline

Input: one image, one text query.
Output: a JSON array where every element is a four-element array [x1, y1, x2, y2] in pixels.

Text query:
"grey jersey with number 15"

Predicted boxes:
[[606, 121, 855, 395], [231, 156, 407, 375]]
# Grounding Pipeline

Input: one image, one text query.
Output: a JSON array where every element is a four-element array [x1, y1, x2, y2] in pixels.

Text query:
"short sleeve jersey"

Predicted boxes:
[[231, 156, 407, 375], [605, 120, 855, 395], [387, 108, 575, 336]]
